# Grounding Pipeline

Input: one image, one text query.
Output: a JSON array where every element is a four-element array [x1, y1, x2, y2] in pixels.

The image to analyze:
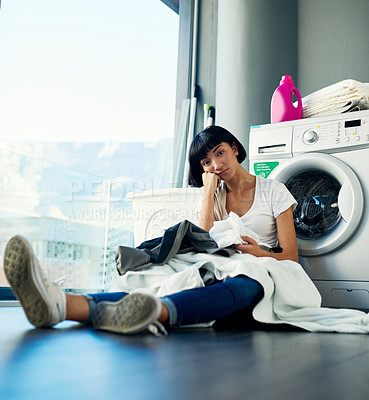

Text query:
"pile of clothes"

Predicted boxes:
[[112, 218, 369, 334], [301, 79, 369, 118]]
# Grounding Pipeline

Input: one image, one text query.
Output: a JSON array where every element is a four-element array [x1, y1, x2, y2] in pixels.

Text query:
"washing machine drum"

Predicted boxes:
[[286, 170, 341, 239]]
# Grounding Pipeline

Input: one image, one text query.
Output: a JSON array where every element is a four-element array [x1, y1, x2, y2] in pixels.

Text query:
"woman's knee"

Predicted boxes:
[[223, 276, 264, 303]]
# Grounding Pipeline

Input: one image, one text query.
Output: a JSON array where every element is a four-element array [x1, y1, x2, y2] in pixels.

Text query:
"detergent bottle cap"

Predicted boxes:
[[280, 75, 294, 85]]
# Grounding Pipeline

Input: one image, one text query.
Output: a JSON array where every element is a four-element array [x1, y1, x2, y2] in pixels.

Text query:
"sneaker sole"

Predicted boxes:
[[4, 235, 51, 327], [92, 293, 161, 335]]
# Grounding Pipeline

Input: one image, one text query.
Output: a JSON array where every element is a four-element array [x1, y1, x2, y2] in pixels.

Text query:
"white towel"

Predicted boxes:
[[301, 79, 369, 118], [209, 211, 270, 249], [207, 214, 369, 333]]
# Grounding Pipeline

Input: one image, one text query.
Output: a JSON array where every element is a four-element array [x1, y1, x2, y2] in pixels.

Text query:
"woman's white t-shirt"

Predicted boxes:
[[204, 175, 297, 248]]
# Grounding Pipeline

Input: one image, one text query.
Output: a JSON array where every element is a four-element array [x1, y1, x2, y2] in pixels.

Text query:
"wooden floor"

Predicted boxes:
[[0, 306, 369, 400]]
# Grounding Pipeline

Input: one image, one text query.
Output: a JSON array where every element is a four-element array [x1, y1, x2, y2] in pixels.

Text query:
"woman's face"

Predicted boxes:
[[200, 142, 239, 180]]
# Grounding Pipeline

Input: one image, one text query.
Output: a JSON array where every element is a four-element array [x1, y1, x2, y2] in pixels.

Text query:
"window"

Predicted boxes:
[[0, 0, 179, 297]]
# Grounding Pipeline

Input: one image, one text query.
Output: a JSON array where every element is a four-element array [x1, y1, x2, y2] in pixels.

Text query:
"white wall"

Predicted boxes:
[[298, 0, 369, 96], [215, 0, 297, 164]]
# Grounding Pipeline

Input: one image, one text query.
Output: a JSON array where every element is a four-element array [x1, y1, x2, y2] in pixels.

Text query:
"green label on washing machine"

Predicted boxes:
[[253, 161, 279, 178]]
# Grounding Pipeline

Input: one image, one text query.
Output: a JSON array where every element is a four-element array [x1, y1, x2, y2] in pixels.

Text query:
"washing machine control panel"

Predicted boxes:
[[293, 114, 369, 153]]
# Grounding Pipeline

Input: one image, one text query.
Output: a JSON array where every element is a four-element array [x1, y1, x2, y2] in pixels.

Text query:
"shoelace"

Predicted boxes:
[[147, 321, 168, 337]]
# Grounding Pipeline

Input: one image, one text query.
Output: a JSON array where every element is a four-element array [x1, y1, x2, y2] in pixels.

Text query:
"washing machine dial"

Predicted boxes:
[[302, 129, 319, 144]]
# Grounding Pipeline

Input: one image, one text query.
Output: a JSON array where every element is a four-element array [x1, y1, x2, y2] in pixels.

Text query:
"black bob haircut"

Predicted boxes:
[[188, 125, 247, 187]]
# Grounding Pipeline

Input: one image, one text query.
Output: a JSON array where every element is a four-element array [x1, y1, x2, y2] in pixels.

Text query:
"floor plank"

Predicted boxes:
[[0, 307, 368, 400]]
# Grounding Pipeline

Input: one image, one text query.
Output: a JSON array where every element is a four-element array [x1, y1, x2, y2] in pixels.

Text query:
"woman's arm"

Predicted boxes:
[[273, 206, 299, 262], [233, 206, 299, 262], [198, 172, 219, 231]]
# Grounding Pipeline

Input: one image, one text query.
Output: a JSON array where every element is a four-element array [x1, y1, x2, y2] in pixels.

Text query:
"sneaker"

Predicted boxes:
[[3, 235, 66, 328], [92, 292, 168, 337]]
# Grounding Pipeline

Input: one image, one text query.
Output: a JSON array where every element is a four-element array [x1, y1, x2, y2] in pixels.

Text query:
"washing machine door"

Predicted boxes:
[[268, 152, 363, 256]]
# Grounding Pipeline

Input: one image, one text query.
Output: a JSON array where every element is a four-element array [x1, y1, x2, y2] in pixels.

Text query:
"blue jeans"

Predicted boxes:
[[86, 276, 264, 328]]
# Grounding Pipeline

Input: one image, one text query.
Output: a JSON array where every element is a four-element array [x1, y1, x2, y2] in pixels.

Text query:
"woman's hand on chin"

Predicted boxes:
[[202, 172, 220, 193]]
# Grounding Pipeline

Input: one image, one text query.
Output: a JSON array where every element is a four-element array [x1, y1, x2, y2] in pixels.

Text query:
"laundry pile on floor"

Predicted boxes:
[[301, 79, 369, 118], [111, 217, 369, 334]]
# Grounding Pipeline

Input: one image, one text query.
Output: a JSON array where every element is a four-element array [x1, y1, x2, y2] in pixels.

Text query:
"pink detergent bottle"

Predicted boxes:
[[271, 75, 303, 123]]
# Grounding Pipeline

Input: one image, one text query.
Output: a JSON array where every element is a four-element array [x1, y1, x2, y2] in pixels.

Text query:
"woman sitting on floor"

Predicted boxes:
[[4, 125, 297, 335]]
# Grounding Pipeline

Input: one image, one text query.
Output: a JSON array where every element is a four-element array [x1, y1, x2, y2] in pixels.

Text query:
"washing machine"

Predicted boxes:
[[249, 109, 369, 310]]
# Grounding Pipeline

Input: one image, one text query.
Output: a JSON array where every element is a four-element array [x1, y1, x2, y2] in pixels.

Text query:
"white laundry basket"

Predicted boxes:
[[126, 188, 202, 246]]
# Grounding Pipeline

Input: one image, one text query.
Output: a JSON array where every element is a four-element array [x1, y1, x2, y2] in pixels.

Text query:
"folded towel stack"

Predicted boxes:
[[301, 79, 369, 118]]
